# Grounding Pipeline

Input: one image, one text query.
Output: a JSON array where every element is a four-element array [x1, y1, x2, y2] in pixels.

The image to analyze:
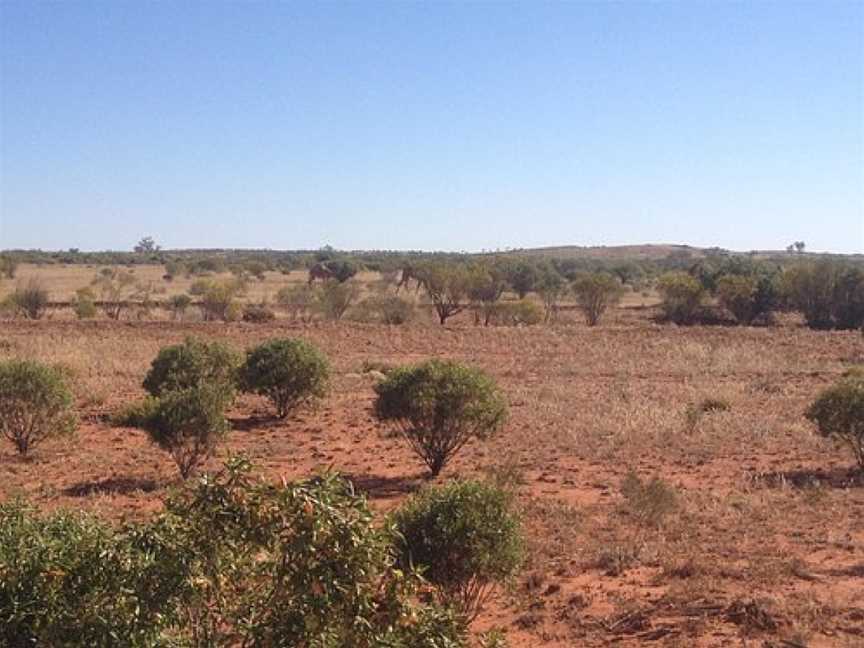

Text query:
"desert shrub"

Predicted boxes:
[[366, 294, 415, 324], [806, 373, 864, 469], [467, 263, 508, 326], [111, 396, 160, 428], [716, 274, 779, 324], [166, 294, 192, 320], [571, 272, 624, 326], [619, 472, 678, 527], [0, 255, 17, 279], [391, 480, 524, 621], [276, 284, 316, 322], [657, 272, 705, 324], [71, 287, 97, 320], [489, 299, 543, 326], [91, 268, 141, 320], [242, 303, 276, 323], [373, 360, 507, 476], [0, 501, 177, 647], [423, 263, 471, 325], [684, 397, 730, 432], [315, 279, 359, 321], [142, 337, 240, 398], [783, 260, 864, 330], [199, 280, 243, 321], [502, 259, 539, 299], [535, 266, 567, 322], [134, 385, 230, 478], [239, 338, 329, 418], [6, 280, 50, 320], [0, 360, 77, 457]]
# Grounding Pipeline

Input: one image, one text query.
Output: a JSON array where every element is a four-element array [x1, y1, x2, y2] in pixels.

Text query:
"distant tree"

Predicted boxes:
[[91, 268, 140, 320], [466, 263, 507, 326], [656, 272, 705, 324], [503, 260, 539, 299], [535, 265, 567, 323], [794, 241, 806, 254], [422, 263, 471, 325], [134, 237, 160, 254], [4, 281, 49, 320], [571, 272, 624, 326], [0, 255, 18, 279]]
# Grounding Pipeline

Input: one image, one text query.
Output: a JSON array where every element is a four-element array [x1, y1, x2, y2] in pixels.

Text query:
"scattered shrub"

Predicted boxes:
[[502, 259, 539, 299], [166, 294, 192, 320], [91, 268, 140, 320], [657, 272, 705, 324], [315, 279, 359, 321], [391, 479, 524, 621], [361, 294, 415, 324], [0, 360, 77, 456], [142, 337, 240, 398], [716, 274, 778, 324], [0, 255, 17, 279], [6, 280, 50, 320], [806, 372, 864, 469], [276, 284, 317, 322], [135, 385, 230, 478], [535, 266, 567, 322], [373, 360, 507, 476], [571, 272, 624, 326], [422, 263, 471, 325], [782, 260, 864, 330], [489, 299, 543, 326], [619, 471, 678, 527], [71, 287, 97, 320], [198, 280, 244, 321], [242, 303, 276, 323], [239, 338, 329, 418], [467, 264, 508, 326]]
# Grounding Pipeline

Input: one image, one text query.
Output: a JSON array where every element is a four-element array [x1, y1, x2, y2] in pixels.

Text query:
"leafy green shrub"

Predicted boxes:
[[0, 501, 177, 647], [142, 337, 240, 398], [198, 280, 244, 321], [373, 360, 507, 476], [716, 274, 778, 325], [467, 263, 507, 325], [0, 360, 77, 456], [571, 272, 624, 326], [315, 279, 359, 321], [135, 385, 230, 478], [391, 480, 524, 621], [657, 272, 705, 324], [806, 373, 864, 469], [7, 280, 50, 320], [71, 287, 97, 320], [502, 259, 539, 299], [489, 299, 543, 326], [239, 338, 329, 418], [535, 266, 567, 322], [241, 303, 276, 323], [782, 260, 864, 330], [166, 294, 192, 320]]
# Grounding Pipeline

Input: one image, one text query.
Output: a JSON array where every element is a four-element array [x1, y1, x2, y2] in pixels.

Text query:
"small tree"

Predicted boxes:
[[373, 360, 507, 476], [143, 337, 240, 398], [136, 385, 230, 478], [806, 373, 864, 470], [503, 260, 539, 299], [571, 272, 623, 326], [0, 360, 77, 456], [536, 267, 566, 322], [7, 280, 50, 320], [0, 255, 17, 279], [315, 279, 359, 321], [423, 263, 470, 325], [199, 280, 243, 322], [134, 236, 160, 253], [782, 260, 864, 330], [91, 268, 140, 320], [716, 274, 778, 325], [167, 294, 192, 321], [467, 263, 507, 326], [239, 338, 329, 418], [656, 272, 705, 324], [391, 480, 523, 621]]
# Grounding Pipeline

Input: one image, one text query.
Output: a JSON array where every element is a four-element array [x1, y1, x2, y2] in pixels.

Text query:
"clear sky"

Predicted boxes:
[[1, 1, 862, 253]]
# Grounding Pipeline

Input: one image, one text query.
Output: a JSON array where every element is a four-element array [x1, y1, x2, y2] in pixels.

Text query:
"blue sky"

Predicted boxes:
[[1, 1, 862, 253]]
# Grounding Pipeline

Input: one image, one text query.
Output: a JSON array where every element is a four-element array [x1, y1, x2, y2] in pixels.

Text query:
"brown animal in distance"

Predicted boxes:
[[308, 262, 335, 286], [396, 264, 425, 293]]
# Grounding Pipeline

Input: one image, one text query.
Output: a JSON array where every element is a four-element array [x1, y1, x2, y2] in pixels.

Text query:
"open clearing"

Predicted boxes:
[[1, 284, 862, 646]]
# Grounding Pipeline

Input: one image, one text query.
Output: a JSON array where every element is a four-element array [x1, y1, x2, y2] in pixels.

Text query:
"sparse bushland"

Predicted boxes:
[[276, 284, 317, 322], [806, 371, 864, 470], [0, 360, 77, 457], [315, 279, 360, 321], [71, 287, 97, 320], [656, 271, 706, 324], [391, 479, 524, 622], [782, 260, 864, 330], [166, 294, 192, 320], [422, 263, 471, 325], [0, 459, 468, 647], [716, 274, 779, 324], [143, 337, 240, 398], [133, 384, 231, 478], [3, 280, 50, 320], [373, 360, 507, 476], [239, 338, 329, 418], [571, 272, 624, 326]]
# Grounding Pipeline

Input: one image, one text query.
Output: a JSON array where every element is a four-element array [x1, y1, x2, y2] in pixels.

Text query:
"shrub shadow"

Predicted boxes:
[[343, 472, 425, 500], [63, 476, 159, 497]]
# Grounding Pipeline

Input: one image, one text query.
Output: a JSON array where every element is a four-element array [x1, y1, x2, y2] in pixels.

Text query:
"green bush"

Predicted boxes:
[[7, 280, 50, 320], [782, 260, 864, 330], [0, 501, 177, 647], [535, 266, 567, 322], [142, 337, 240, 398], [422, 263, 471, 325], [71, 287, 98, 320], [373, 360, 507, 476], [241, 303, 276, 323], [315, 279, 359, 321], [489, 299, 543, 326], [135, 385, 230, 478], [806, 373, 864, 469], [0, 360, 77, 456], [239, 338, 329, 418], [391, 480, 523, 621], [571, 272, 624, 326], [199, 280, 244, 322], [656, 272, 705, 324]]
